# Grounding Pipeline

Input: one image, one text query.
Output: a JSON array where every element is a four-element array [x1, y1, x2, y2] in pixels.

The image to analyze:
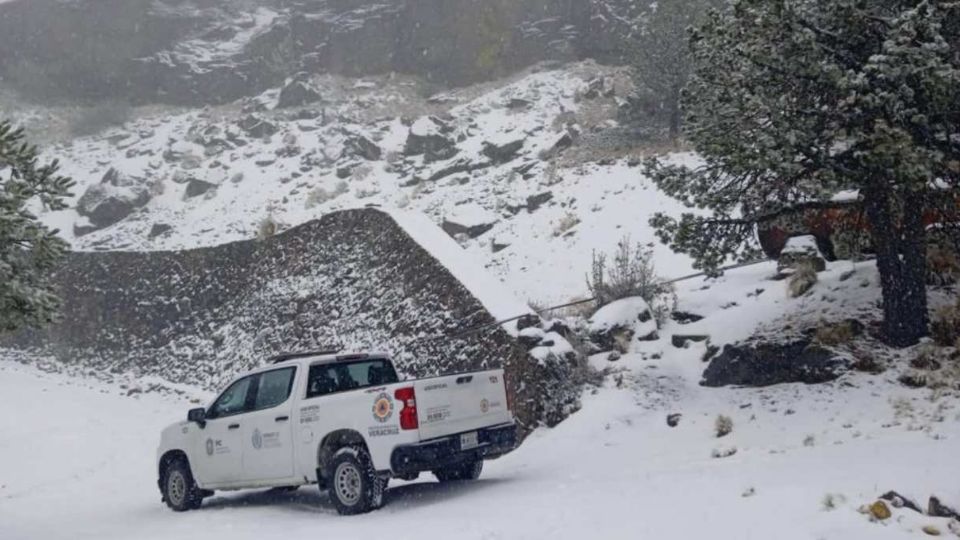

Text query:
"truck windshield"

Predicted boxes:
[[305, 359, 399, 399]]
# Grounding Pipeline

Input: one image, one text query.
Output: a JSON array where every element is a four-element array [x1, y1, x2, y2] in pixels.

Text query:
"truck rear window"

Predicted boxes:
[[305, 359, 399, 399]]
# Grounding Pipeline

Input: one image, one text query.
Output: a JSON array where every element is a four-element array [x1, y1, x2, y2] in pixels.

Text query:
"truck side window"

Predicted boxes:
[[254, 367, 296, 410], [306, 359, 399, 399], [208, 376, 254, 419]]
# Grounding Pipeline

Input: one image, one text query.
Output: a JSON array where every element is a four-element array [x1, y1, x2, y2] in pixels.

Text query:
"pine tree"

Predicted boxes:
[[0, 120, 74, 333], [645, 0, 960, 347]]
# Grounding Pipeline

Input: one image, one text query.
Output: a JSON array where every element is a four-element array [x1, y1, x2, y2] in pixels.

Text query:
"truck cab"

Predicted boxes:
[[157, 352, 517, 514]]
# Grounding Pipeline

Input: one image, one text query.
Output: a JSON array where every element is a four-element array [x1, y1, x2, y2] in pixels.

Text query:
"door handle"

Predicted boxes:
[[275, 416, 289, 422], [228, 423, 240, 430]]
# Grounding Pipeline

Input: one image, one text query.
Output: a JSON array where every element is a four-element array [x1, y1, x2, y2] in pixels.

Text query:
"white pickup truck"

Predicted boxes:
[[156, 351, 517, 515]]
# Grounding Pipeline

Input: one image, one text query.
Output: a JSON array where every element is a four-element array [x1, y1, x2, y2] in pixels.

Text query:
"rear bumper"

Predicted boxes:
[[390, 422, 518, 476]]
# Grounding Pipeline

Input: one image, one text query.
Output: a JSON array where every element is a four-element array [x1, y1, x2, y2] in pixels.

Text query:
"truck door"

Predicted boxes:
[[195, 375, 254, 486], [241, 366, 297, 483]]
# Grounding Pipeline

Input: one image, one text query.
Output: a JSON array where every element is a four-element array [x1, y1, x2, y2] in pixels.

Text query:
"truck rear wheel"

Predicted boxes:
[[327, 447, 387, 515], [433, 460, 483, 482], [162, 458, 203, 512]]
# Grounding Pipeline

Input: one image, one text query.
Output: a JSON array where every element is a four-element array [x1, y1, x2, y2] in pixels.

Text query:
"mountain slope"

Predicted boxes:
[[30, 61, 692, 305]]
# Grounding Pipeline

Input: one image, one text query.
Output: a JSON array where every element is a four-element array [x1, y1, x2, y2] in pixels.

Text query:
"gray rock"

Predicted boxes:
[[238, 115, 278, 138], [516, 314, 542, 332], [342, 135, 382, 161], [76, 168, 152, 229], [482, 139, 525, 163], [442, 219, 496, 239], [701, 340, 849, 387], [148, 223, 173, 238], [184, 179, 217, 199], [404, 118, 458, 162], [526, 192, 554, 212], [277, 79, 322, 108]]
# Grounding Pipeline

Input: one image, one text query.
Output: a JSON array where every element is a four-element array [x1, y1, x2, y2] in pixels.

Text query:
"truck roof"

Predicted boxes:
[[267, 351, 390, 367]]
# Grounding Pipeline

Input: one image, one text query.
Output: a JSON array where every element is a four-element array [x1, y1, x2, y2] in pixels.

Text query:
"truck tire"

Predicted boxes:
[[327, 447, 388, 515], [162, 458, 204, 512], [433, 460, 483, 482]]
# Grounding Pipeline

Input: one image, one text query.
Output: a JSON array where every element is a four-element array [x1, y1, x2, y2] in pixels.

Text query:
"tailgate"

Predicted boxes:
[[414, 369, 512, 441]]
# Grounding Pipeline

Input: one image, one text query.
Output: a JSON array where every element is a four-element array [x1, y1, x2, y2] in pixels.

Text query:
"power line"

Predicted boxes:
[[412, 258, 771, 343]]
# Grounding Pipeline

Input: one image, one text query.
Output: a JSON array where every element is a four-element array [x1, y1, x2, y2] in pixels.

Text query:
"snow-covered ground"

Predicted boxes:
[[3, 259, 959, 540], [2, 337, 958, 540]]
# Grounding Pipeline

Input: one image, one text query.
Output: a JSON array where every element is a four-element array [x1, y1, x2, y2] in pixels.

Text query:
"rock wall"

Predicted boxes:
[[0, 0, 634, 105], [2, 209, 582, 431]]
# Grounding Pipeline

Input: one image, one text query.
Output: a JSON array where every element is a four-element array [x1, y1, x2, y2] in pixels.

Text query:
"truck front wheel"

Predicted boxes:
[[327, 448, 387, 515], [162, 459, 203, 512], [433, 460, 483, 482]]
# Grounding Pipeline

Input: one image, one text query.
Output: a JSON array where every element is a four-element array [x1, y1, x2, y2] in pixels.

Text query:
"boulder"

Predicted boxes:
[[666, 413, 682, 427], [238, 115, 278, 138], [184, 179, 217, 199], [148, 223, 173, 238], [404, 117, 458, 162], [481, 139, 525, 163], [277, 79, 322, 108], [526, 192, 554, 212], [701, 339, 849, 387], [342, 135, 382, 161], [76, 168, 153, 229], [929, 496, 960, 519], [778, 235, 827, 273], [880, 491, 923, 514], [516, 314, 542, 332], [441, 203, 498, 239], [518, 327, 545, 349], [73, 217, 99, 237], [588, 297, 658, 353]]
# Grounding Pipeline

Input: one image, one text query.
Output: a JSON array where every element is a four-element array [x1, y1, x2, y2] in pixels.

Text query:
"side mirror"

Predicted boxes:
[[187, 407, 207, 428]]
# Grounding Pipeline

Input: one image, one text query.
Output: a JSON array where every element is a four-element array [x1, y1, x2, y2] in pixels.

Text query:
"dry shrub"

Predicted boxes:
[[927, 241, 960, 286], [553, 213, 581, 237], [931, 299, 960, 347], [787, 261, 818, 298], [257, 214, 278, 240], [814, 320, 857, 346], [714, 414, 733, 438], [587, 236, 676, 323], [901, 343, 960, 391], [305, 181, 348, 209]]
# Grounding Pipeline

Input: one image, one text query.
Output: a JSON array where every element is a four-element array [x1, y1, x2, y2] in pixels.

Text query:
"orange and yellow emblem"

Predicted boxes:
[[372, 392, 394, 423]]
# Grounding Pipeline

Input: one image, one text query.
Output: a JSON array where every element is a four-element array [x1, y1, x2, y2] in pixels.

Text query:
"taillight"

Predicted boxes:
[[504, 374, 514, 413], [394, 387, 418, 430]]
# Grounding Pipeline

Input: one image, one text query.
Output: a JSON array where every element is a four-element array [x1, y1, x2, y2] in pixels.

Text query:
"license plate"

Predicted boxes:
[[460, 431, 479, 450]]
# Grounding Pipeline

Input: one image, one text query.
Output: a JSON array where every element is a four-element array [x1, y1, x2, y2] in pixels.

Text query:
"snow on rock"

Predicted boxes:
[[74, 168, 154, 233], [441, 203, 499, 239], [587, 297, 658, 353]]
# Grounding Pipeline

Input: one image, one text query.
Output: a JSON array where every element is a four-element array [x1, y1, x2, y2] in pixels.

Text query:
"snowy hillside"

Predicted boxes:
[[29, 61, 694, 305], [3, 260, 959, 540]]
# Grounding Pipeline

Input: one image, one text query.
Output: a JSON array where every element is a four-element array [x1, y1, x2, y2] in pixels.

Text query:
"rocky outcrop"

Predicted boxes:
[[404, 117, 458, 162], [588, 297, 658, 354], [75, 168, 154, 233], [701, 340, 849, 387], [276, 78, 322, 108], [2, 209, 582, 433]]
